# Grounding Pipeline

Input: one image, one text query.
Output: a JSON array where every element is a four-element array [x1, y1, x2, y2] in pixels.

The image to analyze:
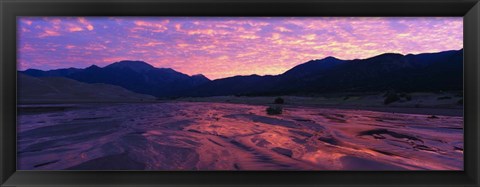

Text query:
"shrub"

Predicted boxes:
[[274, 97, 284, 104], [266, 105, 283, 115], [405, 95, 412, 101], [384, 91, 400, 105], [437, 96, 452, 100], [457, 99, 463, 105], [397, 92, 412, 101], [428, 115, 438, 119]]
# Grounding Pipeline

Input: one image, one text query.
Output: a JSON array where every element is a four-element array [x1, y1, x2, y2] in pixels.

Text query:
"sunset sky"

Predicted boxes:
[[18, 17, 463, 79]]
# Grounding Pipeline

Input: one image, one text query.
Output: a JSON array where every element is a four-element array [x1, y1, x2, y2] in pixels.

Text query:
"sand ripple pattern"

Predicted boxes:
[[17, 102, 463, 170]]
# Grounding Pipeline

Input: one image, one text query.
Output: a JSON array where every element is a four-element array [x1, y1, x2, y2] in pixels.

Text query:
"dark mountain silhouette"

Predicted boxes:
[[182, 56, 349, 97], [282, 56, 345, 79], [184, 74, 279, 97], [21, 60, 210, 97], [105, 60, 155, 73], [21, 49, 463, 98], [186, 49, 463, 96]]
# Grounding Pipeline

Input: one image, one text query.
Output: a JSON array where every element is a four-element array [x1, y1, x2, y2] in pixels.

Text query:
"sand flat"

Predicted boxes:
[[17, 102, 463, 170]]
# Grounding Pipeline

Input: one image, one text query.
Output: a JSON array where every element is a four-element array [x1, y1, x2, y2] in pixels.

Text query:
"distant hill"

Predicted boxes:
[[18, 74, 155, 103], [21, 49, 463, 98], [22, 60, 210, 98]]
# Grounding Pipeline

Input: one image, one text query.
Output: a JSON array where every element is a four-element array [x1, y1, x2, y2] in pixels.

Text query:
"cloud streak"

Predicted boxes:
[[18, 17, 463, 79]]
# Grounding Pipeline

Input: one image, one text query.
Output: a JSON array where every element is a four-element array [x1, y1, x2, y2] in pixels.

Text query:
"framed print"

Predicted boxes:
[[1, 0, 480, 186]]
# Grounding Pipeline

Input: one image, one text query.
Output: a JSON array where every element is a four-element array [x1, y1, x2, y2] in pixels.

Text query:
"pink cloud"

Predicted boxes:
[[65, 45, 76, 49], [274, 26, 292, 32], [78, 17, 94, 31], [22, 20, 33, 25], [174, 24, 182, 31], [68, 26, 83, 32], [38, 29, 61, 38], [44, 18, 61, 25], [86, 25, 94, 31], [177, 43, 189, 48], [271, 33, 281, 40], [239, 34, 260, 39], [84, 43, 107, 51], [20, 44, 35, 52], [136, 42, 164, 47], [187, 29, 215, 36], [18, 17, 463, 79], [133, 20, 168, 32], [303, 34, 316, 40]]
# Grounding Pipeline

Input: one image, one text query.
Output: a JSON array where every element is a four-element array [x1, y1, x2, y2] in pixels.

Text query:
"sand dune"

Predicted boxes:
[[18, 74, 155, 103], [17, 102, 462, 170]]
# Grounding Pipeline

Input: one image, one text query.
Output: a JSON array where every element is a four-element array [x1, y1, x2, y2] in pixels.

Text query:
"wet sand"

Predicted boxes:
[[17, 102, 463, 170]]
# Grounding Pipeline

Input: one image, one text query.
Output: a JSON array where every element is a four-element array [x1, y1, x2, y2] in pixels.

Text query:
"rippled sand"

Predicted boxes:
[[17, 102, 463, 170]]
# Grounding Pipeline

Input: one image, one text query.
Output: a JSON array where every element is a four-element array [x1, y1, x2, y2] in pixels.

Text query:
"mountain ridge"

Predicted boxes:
[[20, 49, 463, 97], [21, 60, 210, 97], [185, 49, 463, 96]]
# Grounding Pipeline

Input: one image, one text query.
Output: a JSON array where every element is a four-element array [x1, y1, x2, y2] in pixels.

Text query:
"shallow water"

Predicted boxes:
[[17, 102, 463, 170]]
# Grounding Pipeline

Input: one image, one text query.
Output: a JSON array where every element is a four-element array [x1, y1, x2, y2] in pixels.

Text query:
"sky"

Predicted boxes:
[[18, 17, 463, 80]]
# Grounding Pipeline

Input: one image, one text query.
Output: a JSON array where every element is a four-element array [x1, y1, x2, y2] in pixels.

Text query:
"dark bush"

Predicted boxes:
[[437, 96, 452, 100], [384, 91, 400, 105], [428, 115, 438, 119], [457, 99, 463, 105], [266, 105, 283, 115], [405, 95, 412, 101], [397, 92, 412, 101], [274, 97, 284, 104]]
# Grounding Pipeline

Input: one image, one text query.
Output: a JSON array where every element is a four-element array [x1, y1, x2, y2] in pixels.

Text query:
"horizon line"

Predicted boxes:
[[19, 48, 463, 80]]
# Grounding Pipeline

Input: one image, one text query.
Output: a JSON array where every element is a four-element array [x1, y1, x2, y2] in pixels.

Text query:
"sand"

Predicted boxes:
[[17, 101, 463, 170]]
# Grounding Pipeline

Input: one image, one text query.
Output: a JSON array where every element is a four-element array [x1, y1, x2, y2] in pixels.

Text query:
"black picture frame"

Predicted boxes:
[[1, 0, 479, 186]]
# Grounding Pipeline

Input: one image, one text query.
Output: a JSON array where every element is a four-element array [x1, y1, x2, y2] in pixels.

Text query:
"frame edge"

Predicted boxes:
[[1, 0, 18, 186], [464, 1, 480, 186], [1, 0, 480, 186]]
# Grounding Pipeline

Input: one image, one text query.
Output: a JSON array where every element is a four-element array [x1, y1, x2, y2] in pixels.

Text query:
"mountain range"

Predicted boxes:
[[22, 60, 210, 97], [20, 49, 463, 98]]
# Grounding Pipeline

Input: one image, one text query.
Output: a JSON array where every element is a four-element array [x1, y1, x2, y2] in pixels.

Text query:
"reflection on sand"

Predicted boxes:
[[17, 102, 463, 170]]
